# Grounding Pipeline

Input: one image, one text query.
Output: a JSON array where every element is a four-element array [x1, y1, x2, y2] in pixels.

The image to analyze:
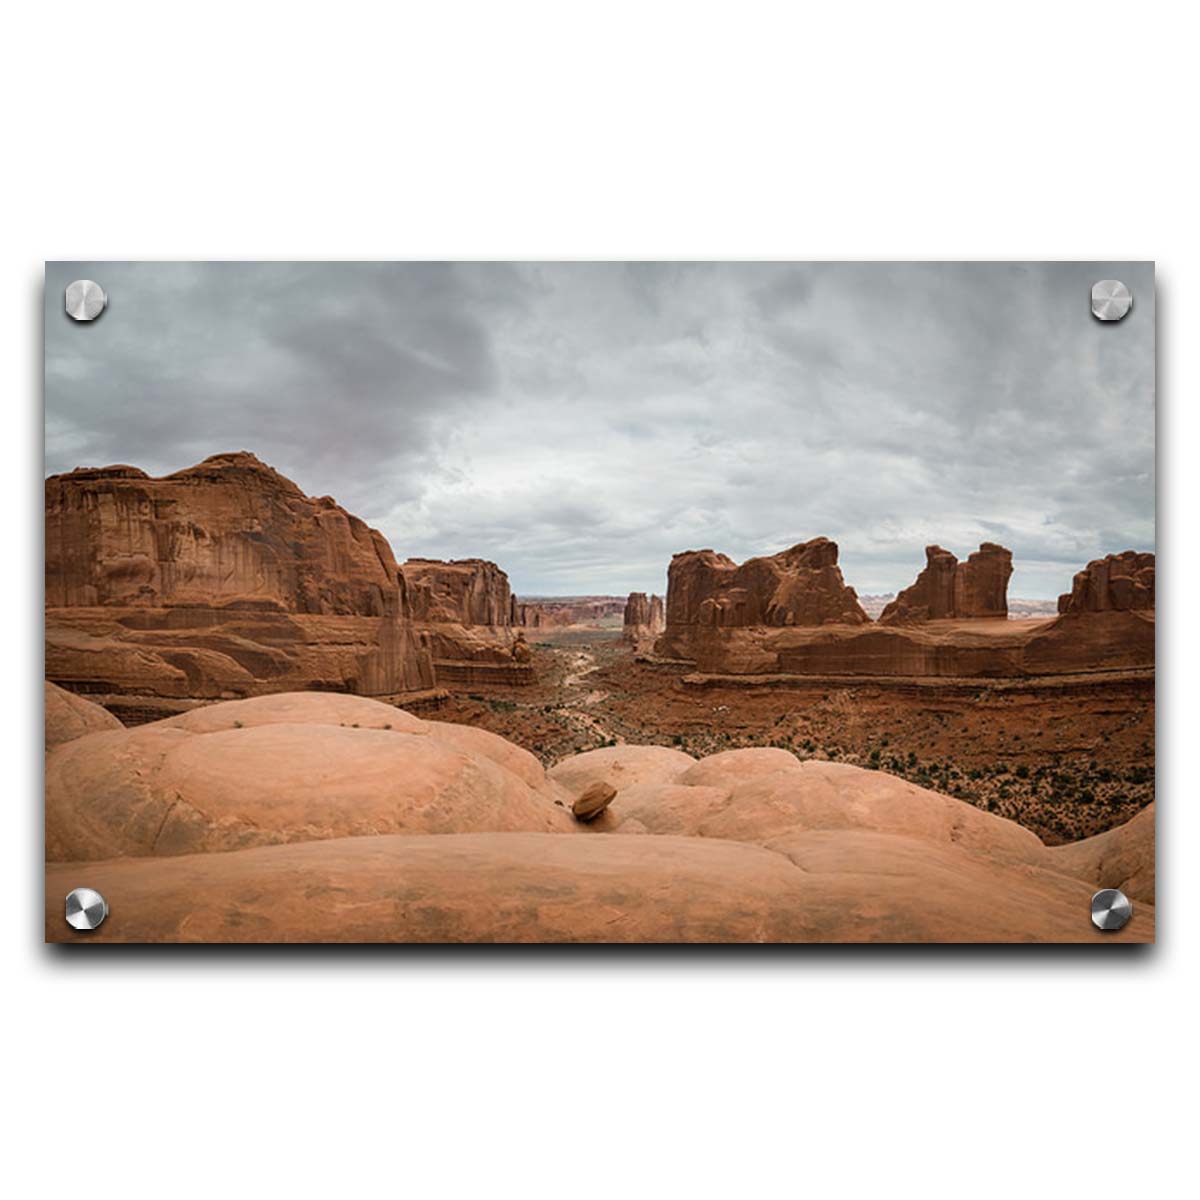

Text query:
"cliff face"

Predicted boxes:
[[400, 558, 514, 626], [880, 543, 1013, 624], [46, 453, 404, 617], [398, 558, 532, 680], [1058, 551, 1155, 614], [45, 453, 436, 699]]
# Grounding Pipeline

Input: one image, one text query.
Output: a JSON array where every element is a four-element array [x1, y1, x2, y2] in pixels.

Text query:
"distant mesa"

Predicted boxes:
[[879, 543, 1013, 624], [516, 597, 626, 628], [1058, 550, 1155, 615], [653, 535, 1153, 680]]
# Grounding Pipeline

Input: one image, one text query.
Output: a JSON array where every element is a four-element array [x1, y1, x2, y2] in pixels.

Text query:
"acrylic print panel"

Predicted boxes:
[[43, 262, 1155, 944]]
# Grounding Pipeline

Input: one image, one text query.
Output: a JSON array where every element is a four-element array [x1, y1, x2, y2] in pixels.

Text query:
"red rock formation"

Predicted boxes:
[[656, 538, 868, 660], [47, 453, 403, 615], [1058, 551, 1155, 614], [45, 681, 123, 751], [401, 558, 514, 626], [880, 543, 1012, 624], [398, 558, 534, 682], [623, 592, 665, 643], [45, 453, 436, 699]]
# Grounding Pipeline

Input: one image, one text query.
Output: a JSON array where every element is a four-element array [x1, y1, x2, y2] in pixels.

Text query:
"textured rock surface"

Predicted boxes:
[[547, 744, 697, 795], [45, 828, 1152, 943], [670, 614, 1155, 679], [655, 538, 867, 661], [46, 691, 571, 861], [880, 543, 1012, 624], [623, 592, 665, 643], [401, 558, 514, 626], [45, 681, 123, 752], [1047, 803, 1155, 904], [572, 781, 617, 821], [400, 558, 531, 674], [44, 690, 1153, 942], [47, 453, 403, 614], [1058, 551, 1155, 614], [516, 598, 627, 627], [45, 453, 435, 698]]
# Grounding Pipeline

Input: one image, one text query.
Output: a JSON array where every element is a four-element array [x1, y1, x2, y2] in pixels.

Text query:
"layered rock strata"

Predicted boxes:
[[655, 538, 868, 661], [654, 540, 1153, 678], [399, 557, 533, 682], [45, 453, 435, 700], [880, 543, 1013, 624], [623, 592, 665, 644], [1058, 551, 1155, 614]]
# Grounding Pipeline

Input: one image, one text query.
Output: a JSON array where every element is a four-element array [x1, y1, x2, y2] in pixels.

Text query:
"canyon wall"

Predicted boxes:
[[879, 543, 1012, 624], [45, 453, 436, 701]]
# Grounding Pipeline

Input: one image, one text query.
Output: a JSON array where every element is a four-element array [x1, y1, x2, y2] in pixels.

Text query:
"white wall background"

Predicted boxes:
[[4, 3, 1194, 1197]]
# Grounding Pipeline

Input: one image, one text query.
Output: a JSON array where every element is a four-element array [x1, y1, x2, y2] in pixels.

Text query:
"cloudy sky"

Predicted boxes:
[[45, 262, 1155, 599]]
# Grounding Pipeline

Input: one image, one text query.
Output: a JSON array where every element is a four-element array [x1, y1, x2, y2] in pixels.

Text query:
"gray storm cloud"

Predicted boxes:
[[44, 261, 1155, 598]]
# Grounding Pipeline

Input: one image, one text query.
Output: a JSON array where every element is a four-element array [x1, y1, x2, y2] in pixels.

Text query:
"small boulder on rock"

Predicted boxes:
[[572, 781, 617, 822]]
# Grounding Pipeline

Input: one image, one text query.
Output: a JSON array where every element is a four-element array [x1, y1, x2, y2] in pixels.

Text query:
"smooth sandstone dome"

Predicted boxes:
[[677, 747, 803, 789], [1047, 802, 1155, 904], [45, 830, 1152, 944], [45, 682, 123, 752], [547, 744, 697, 794], [46, 706, 572, 862], [159, 692, 549, 790], [158, 690, 430, 735], [605, 752, 1043, 863], [43, 690, 1154, 942]]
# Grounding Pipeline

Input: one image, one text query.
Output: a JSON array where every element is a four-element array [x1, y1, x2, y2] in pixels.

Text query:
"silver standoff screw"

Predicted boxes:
[[65, 279, 108, 322], [1090, 887, 1133, 932], [65, 887, 109, 931], [1091, 279, 1132, 322]]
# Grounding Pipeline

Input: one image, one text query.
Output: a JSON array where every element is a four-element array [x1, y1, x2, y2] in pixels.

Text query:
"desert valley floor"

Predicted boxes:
[[440, 625, 1154, 848]]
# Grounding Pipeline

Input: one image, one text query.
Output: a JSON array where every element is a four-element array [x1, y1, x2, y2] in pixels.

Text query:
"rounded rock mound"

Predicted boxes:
[[46, 708, 572, 861], [45, 682, 123, 752], [45, 829, 1153, 944], [547, 744, 696, 795]]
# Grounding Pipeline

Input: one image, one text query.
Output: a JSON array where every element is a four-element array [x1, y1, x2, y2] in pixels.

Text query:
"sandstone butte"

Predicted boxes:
[[44, 686, 1153, 944], [45, 452, 528, 707], [1058, 550, 1155, 614], [654, 537, 1154, 679], [622, 591, 665, 644], [879, 543, 1013, 624]]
